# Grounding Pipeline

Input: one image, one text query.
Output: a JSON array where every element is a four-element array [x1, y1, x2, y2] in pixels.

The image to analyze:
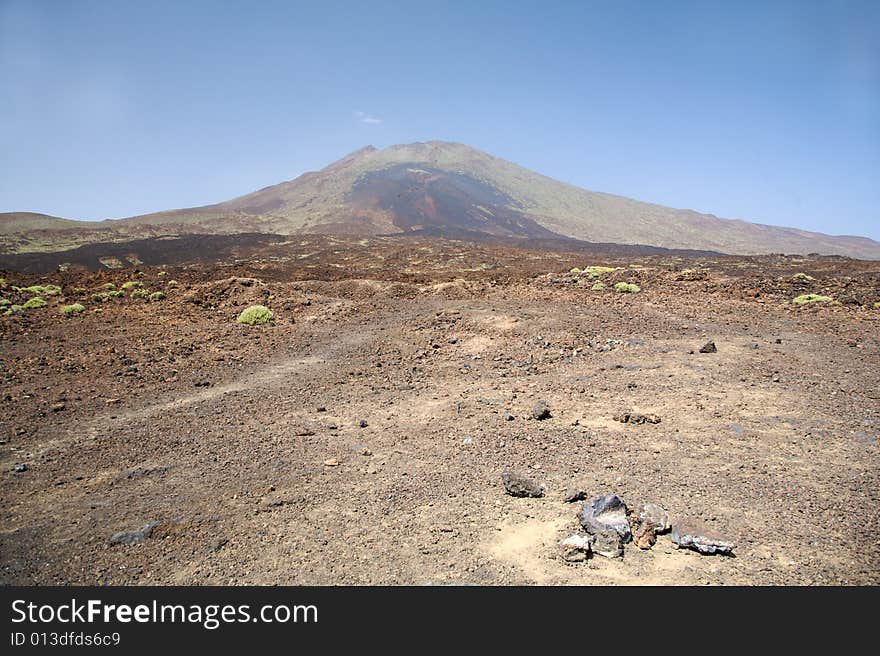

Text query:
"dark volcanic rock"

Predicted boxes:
[[672, 520, 735, 555], [699, 341, 717, 353], [501, 471, 545, 498], [578, 494, 631, 541]]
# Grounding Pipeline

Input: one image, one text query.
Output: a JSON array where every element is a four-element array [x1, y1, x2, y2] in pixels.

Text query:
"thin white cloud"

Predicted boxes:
[[353, 110, 382, 125]]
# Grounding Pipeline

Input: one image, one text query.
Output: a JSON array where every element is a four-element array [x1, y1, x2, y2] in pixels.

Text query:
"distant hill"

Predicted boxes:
[[3, 141, 879, 259]]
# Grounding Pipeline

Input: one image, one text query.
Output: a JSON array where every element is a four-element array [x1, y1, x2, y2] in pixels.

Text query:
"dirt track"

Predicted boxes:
[[1, 242, 879, 585]]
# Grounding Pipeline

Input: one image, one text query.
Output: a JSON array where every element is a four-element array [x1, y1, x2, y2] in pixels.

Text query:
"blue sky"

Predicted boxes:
[[1, 0, 878, 239]]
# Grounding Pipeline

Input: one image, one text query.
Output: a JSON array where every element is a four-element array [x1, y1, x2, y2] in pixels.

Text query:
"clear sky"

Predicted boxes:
[[1, 0, 878, 239]]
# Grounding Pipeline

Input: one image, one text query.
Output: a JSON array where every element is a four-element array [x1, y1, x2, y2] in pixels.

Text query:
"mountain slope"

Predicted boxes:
[[2, 141, 879, 258]]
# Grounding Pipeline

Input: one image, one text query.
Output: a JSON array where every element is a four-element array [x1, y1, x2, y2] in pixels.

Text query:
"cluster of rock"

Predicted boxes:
[[500, 474, 735, 561], [562, 493, 734, 561]]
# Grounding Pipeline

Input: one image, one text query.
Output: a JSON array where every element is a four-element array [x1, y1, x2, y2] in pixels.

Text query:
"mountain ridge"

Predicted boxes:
[[3, 140, 879, 259]]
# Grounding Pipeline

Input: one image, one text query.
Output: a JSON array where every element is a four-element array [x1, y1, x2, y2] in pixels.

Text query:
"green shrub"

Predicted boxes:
[[91, 292, 109, 303], [130, 288, 149, 299], [103, 283, 117, 290], [591, 282, 606, 291], [149, 291, 165, 302], [107, 290, 124, 298], [22, 284, 61, 296], [792, 294, 832, 305], [0, 298, 10, 307], [237, 305, 274, 325], [23, 296, 47, 309], [157, 271, 167, 277], [791, 273, 814, 282], [4, 304, 24, 316], [121, 281, 143, 290], [569, 267, 581, 274], [585, 266, 616, 278], [614, 282, 641, 293], [167, 280, 179, 287], [61, 303, 85, 315], [874, 301, 880, 309]]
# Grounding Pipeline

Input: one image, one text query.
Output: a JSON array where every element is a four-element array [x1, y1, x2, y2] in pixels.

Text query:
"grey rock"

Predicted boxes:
[[699, 341, 717, 353], [108, 521, 158, 546], [638, 502, 671, 533], [531, 401, 551, 420], [502, 471, 545, 498], [560, 534, 593, 562], [504, 413, 515, 421], [564, 488, 587, 503], [448, 336, 458, 344], [13, 463, 27, 473], [358, 419, 368, 428], [578, 494, 631, 542], [672, 520, 735, 555], [592, 530, 623, 558]]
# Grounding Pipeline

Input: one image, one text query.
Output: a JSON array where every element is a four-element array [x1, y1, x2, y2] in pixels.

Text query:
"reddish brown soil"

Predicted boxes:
[[1, 239, 878, 585]]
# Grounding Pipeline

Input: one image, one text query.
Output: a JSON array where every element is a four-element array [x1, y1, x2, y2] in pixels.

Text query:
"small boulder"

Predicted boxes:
[[672, 519, 735, 555], [564, 488, 587, 503], [578, 494, 631, 542], [502, 471, 545, 498], [531, 401, 551, 421], [560, 534, 593, 562], [108, 521, 158, 546], [699, 341, 717, 353], [592, 530, 624, 559], [632, 502, 671, 549]]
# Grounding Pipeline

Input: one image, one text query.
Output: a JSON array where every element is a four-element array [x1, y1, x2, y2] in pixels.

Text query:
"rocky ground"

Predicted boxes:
[[1, 239, 878, 585]]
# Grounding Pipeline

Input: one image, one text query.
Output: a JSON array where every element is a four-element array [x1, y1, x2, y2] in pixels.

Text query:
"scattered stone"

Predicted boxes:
[[448, 336, 458, 344], [564, 488, 587, 503], [592, 530, 624, 558], [360, 447, 373, 456], [613, 412, 661, 425], [13, 463, 27, 473], [316, 405, 326, 412], [578, 494, 631, 541], [462, 436, 474, 445], [108, 521, 158, 546], [672, 519, 735, 555], [632, 502, 671, 549], [699, 341, 717, 353], [560, 534, 593, 562], [359, 419, 368, 428], [194, 380, 212, 387], [323, 458, 339, 467], [532, 401, 551, 420], [209, 537, 228, 552], [502, 471, 545, 498], [51, 402, 66, 412], [504, 413, 515, 421], [294, 424, 317, 436]]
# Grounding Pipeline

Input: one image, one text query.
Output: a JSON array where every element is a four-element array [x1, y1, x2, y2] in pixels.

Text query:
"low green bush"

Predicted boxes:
[[60, 303, 85, 315], [130, 288, 149, 299], [237, 305, 274, 325], [792, 294, 832, 305], [149, 291, 165, 302], [591, 282, 606, 291], [614, 282, 641, 293], [23, 296, 47, 309], [121, 281, 143, 290]]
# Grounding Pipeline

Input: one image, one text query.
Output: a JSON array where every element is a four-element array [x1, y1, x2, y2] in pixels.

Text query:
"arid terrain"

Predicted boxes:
[[1, 237, 879, 585]]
